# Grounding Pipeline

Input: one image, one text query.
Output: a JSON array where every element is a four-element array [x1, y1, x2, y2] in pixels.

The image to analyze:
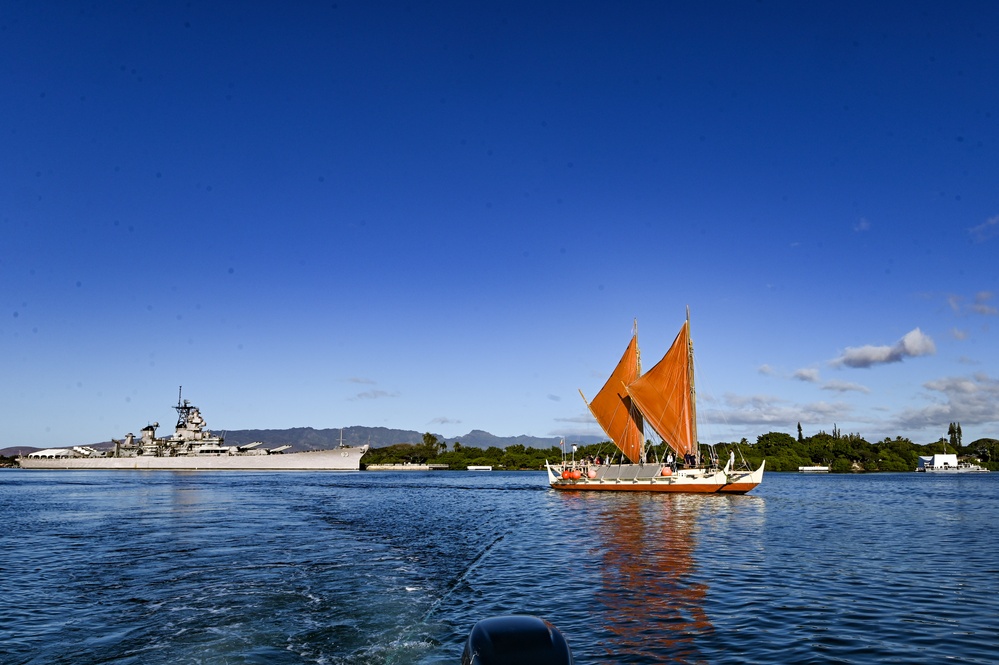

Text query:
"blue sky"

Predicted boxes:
[[3, 1, 998, 448]]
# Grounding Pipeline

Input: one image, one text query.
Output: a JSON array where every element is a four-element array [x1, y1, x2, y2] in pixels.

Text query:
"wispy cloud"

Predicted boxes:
[[969, 214, 999, 243], [951, 327, 968, 340], [555, 413, 598, 424], [821, 380, 870, 394], [945, 291, 997, 316], [547, 394, 561, 402], [832, 328, 936, 368], [347, 377, 377, 385], [970, 291, 998, 315], [758, 364, 775, 376], [349, 390, 398, 401], [700, 394, 852, 430], [890, 372, 999, 431], [854, 217, 871, 232], [429, 416, 461, 425], [551, 412, 604, 438]]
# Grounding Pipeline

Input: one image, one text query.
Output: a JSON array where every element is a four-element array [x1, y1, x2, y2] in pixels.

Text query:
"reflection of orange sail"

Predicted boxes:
[[580, 334, 644, 464], [595, 495, 711, 663], [627, 321, 696, 458]]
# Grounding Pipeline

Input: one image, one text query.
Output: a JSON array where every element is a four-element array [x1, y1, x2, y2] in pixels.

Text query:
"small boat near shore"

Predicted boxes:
[[18, 389, 369, 471], [547, 311, 764, 494]]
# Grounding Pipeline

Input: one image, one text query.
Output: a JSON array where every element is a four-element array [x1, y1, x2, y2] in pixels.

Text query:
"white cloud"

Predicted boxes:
[[832, 328, 936, 368], [951, 327, 968, 340], [969, 214, 999, 243], [758, 364, 775, 376], [429, 416, 461, 425], [793, 368, 820, 383], [924, 375, 982, 395]]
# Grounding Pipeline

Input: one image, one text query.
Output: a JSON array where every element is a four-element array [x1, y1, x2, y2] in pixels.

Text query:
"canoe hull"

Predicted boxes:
[[546, 460, 765, 494]]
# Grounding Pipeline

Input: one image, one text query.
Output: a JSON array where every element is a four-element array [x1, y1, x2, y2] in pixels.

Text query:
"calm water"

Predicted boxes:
[[1, 470, 997, 664]]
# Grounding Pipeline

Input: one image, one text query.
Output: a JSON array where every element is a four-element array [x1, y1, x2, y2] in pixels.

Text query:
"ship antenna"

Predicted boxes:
[[178, 385, 183, 407]]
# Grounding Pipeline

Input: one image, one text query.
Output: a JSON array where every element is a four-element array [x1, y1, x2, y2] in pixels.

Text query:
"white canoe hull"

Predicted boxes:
[[546, 459, 765, 494], [18, 447, 368, 471]]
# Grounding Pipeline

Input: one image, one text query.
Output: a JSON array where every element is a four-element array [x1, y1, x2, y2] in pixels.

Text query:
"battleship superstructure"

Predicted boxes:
[[18, 389, 368, 471]]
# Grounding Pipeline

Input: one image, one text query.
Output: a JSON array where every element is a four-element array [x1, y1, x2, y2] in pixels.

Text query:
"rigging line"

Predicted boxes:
[[688, 336, 723, 450], [690, 349, 751, 470], [688, 327, 731, 437]]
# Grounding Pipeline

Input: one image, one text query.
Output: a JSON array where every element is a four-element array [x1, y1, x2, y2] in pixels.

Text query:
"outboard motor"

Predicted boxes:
[[462, 615, 573, 665]]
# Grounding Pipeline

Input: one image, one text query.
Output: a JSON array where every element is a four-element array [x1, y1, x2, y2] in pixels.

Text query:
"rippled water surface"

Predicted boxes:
[[2, 470, 997, 664]]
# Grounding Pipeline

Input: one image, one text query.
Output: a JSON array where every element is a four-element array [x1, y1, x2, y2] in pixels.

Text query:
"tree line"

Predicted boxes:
[[360, 426, 999, 473], [732, 426, 998, 472]]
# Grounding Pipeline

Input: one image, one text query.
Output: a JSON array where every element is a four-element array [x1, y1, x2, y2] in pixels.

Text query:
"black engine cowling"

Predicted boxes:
[[461, 615, 573, 665]]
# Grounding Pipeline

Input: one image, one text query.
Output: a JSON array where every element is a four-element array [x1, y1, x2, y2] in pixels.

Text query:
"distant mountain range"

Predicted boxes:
[[225, 427, 604, 451], [1, 427, 606, 457]]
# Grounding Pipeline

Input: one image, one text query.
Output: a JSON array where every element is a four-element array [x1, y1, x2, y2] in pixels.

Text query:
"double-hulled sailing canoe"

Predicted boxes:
[[547, 313, 764, 493]]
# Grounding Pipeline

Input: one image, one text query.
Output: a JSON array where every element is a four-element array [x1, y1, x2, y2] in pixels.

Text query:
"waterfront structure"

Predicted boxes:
[[365, 463, 449, 471], [916, 454, 988, 473]]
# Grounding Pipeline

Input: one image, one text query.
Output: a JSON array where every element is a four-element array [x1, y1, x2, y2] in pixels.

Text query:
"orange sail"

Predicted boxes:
[[626, 322, 696, 458], [581, 334, 645, 463]]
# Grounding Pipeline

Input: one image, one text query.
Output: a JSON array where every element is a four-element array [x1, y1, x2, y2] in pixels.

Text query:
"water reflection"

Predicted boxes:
[[582, 493, 712, 664]]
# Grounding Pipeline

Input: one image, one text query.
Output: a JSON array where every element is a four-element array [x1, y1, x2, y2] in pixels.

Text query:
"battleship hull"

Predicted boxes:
[[20, 389, 370, 471], [18, 447, 368, 471]]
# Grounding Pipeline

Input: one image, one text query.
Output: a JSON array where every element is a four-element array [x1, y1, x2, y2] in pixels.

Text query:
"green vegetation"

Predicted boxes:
[[361, 433, 563, 470], [360, 427, 999, 473], [716, 424, 998, 472]]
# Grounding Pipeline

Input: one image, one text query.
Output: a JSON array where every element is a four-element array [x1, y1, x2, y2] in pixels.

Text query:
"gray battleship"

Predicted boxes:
[[18, 389, 368, 470]]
